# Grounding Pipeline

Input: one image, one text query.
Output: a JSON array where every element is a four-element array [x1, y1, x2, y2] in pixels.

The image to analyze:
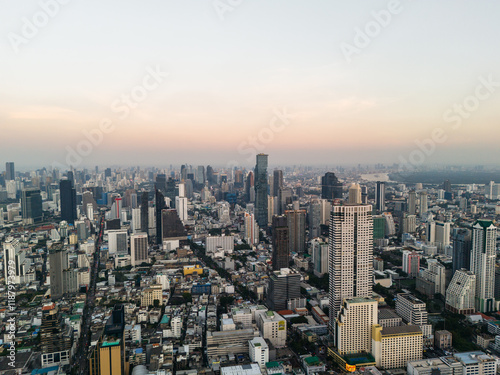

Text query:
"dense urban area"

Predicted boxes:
[[1, 158, 500, 375]]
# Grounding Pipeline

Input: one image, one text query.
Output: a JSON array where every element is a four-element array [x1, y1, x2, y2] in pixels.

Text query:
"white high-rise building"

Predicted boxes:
[[408, 190, 417, 214], [348, 183, 362, 204], [131, 208, 141, 233], [175, 196, 188, 223], [445, 269, 476, 315], [206, 235, 234, 253], [419, 191, 428, 215], [107, 229, 128, 254], [249, 337, 269, 370], [155, 274, 170, 291], [336, 297, 378, 355], [86, 203, 94, 220], [244, 212, 259, 245], [329, 203, 373, 335], [131, 233, 148, 266], [3, 238, 26, 284], [471, 220, 497, 313], [171, 316, 182, 338]]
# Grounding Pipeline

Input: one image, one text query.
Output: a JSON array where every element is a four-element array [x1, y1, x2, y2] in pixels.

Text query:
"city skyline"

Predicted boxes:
[[1, 1, 500, 168]]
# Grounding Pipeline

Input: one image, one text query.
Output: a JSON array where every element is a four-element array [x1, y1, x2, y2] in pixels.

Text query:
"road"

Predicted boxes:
[[73, 215, 104, 375]]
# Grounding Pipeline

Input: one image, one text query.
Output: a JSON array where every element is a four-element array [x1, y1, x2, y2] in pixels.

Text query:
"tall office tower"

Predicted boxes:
[[452, 228, 472, 274], [273, 170, 283, 197], [40, 303, 73, 368], [155, 189, 165, 244], [419, 191, 428, 215], [3, 238, 26, 284], [175, 196, 188, 223], [244, 211, 259, 245], [272, 215, 289, 270], [21, 188, 42, 223], [197, 165, 205, 184], [5, 162, 15, 181], [155, 173, 167, 192], [279, 187, 292, 214], [49, 245, 69, 299], [131, 233, 148, 266], [90, 305, 128, 375], [107, 230, 128, 254], [445, 269, 476, 315], [267, 268, 301, 311], [234, 169, 244, 188], [443, 179, 452, 193], [471, 220, 497, 313], [254, 154, 269, 228], [140, 192, 149, 233], [375, 181, 386, 212], [104, 168, 111, 178], [181, 164, 187, 181], [321, 172, 343, 200], [161, 209, 186, 239], [286, 209, 306, 254], [408, 190, 417, 215], [308, 201, 321, 240], [336, 298, 378, 355], [59, 179, 77, 224], [206, 165, 215, 185], [319, 199, 332, 225], [311, 238, 328, 277], [245, 171, 255, 202], [329, 203, 373, 336], [165, 177, 177, 206], [348, 183, 362, 204]]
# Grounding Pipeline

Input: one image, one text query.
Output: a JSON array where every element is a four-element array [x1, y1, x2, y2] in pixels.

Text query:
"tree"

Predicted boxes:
[[290, 316, 308, 324], [182, 292, 192, 303]]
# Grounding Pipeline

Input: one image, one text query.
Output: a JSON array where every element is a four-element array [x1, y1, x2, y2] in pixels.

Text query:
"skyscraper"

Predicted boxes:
[[155, 189, 165, 245], [419, 191, 428, 215], [408, 190, 417, 215], [452, 228, 472, 274], [272, 215, 289, 270], [329, 203, 373, 337], [40, 302, 73, 368], [255, 154, 268, 228], [375, 181, 386, 212], [348, 183, 362, 204], [60, 179, 77, 224], [140, 191, 149, 234], [286, 209, 306, 254], [471, 220, 497, 313], [321, 172, 343, 200], [5, 162, 14, 181], [21, 188, 42, 223], [49, 245, 69, 299], [273, 170, 283, 197]]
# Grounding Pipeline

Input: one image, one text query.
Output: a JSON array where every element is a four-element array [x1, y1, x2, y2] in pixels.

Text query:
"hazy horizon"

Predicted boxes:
[[2, 0, 500, 169]]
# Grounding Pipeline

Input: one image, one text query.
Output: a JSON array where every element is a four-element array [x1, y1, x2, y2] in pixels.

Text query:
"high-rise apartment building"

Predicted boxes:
[[445, 269, 476, 315], [329, 203, 373, 334], [336, 297, 378, 355], [471, 220, 497, 313], [255, 154, 268, 228]]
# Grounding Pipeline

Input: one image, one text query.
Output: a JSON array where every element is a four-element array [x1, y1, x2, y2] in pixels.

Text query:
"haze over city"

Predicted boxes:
[[1, 0, 500, 169]]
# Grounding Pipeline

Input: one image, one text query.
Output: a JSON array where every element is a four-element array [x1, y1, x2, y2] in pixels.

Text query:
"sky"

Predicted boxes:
[[1, 0, 500, 170]]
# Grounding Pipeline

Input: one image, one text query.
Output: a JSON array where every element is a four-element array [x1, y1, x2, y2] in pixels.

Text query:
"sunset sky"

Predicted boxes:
[[1, 0, 500, 170]]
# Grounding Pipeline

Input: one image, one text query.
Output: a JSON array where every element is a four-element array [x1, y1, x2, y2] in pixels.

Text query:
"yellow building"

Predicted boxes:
[[90, 337, 129, 375], [183, 264, 203, 276], [141, 285, 162, 307], [372, 324, 423, 369]]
